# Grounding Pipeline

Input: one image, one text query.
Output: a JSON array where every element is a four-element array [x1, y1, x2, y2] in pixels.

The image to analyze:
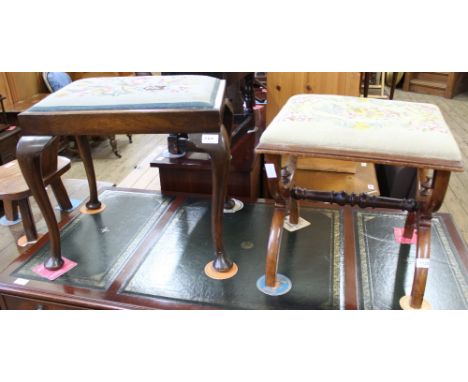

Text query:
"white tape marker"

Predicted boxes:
[[202, 134, 219, 144], [416, 258, 430, 268], [14, 278, 29, 286], [265, 163, 277, 179]]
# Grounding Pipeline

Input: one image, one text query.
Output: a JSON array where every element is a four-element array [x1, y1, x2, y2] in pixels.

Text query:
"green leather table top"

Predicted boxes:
[[13, 190, 173, 289], [123, 199, 343, 309], [355, 210, 467, 309]]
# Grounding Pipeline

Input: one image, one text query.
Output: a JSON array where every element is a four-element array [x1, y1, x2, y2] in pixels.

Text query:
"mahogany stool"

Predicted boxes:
[[0, 138, 73, 245], [17, 75, 238, 277], [255, 94, 463, 309]]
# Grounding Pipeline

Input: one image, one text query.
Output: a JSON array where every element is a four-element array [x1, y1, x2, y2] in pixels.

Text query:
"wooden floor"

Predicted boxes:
[[57, 89, 468, 244]]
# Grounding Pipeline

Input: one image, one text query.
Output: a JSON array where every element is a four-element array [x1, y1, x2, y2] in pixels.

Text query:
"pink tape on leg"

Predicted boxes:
[[394, 227, 418, 245], [32, 257, 77, 281]]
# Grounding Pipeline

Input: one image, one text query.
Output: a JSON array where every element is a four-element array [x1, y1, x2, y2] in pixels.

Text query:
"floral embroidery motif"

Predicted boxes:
[[279, 94, 450, 135], [30, 75, 220, 111]]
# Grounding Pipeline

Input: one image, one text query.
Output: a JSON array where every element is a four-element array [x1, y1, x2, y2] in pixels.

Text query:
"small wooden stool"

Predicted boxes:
[[0, 148, 73, 244], [256, 94, 464, 309]]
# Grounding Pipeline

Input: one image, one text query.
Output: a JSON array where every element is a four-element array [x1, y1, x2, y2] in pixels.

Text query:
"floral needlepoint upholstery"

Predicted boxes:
[[31, 75, 221, 112], [258, 94, 462, 163]]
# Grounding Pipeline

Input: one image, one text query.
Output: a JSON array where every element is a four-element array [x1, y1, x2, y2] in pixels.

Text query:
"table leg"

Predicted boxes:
[[75, 136, 102, 210], [404, 170, 450, 309], [17, 136, 63, 269]]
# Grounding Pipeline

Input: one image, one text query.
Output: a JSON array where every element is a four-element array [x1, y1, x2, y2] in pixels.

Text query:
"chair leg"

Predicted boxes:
[[389, 72, 398, 100], [109, 135, 121, 158], [127, 134, 133, 143], [3, 200, 19, 221], [50, 178, 73, 211], [18, 198, 38, 242]]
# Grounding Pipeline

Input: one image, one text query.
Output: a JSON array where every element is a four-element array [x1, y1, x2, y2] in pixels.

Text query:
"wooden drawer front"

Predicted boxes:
[[2, 295, 82, 310]]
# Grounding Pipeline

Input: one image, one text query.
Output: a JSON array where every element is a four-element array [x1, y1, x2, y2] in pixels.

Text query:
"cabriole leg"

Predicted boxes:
[[17, 136, 63, 270], [75, 136, 103, 212]]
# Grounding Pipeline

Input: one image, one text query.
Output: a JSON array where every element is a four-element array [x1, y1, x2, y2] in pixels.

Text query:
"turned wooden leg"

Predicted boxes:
[[18, 198, 38, 242], [403, 211, 416, 239], [200, 125, 233, 272], [75, 135, 102, 210], [3, 200, 19, 221], [17, 136, 63, 269], [50, 178, 73, 211], [406, 170, 450, 309], [289, 198, 299, 225]]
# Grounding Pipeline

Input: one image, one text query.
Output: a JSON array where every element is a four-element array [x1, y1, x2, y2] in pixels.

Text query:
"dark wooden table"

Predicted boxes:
[[16, 75, 236, 275], [1, 186, 466, 310]]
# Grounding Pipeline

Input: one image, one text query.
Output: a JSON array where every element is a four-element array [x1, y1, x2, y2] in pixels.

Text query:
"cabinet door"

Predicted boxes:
[[266, 72, 361, 124], [0, 73, 14, 110]]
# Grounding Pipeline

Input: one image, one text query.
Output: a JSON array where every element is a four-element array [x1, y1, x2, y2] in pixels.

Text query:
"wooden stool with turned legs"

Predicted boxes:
[[255, 94, 463, 309]]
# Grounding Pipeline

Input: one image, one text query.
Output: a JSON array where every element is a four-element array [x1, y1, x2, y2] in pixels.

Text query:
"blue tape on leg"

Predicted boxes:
[[256, 274, 292, 296], [0, 214, 22, 226]]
